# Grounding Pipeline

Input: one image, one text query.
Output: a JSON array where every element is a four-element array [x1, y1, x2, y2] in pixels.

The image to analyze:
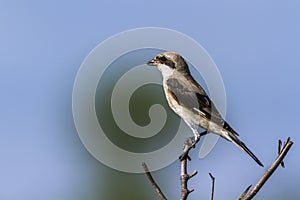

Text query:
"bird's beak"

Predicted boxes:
[[147, 59, 157, 66]]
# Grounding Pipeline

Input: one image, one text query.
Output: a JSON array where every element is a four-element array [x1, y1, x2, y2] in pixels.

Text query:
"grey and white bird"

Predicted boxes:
[[147, 51, 263, 167]]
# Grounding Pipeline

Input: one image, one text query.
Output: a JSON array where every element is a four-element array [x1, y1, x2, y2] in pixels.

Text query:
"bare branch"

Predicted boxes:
[[209, 173, 215, 200], [180, 137, 200, 200], [142, 162, 167, 200], [240, 138, 293, 200]]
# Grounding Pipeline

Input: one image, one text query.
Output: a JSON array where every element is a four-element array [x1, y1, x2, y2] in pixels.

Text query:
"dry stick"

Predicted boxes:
[[278, 140, 285, 168], [180, 138, 198, 200], [209, 173, 215, 200], [240, 138, 293, 200], [142, 162, 167, 200]]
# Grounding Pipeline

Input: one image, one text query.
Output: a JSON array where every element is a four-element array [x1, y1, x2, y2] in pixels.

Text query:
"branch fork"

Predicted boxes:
[[143, 137, 293, 200], [239, 137, 293, 200]]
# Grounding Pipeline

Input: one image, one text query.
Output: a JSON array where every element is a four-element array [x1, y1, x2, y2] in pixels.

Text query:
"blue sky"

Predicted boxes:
[[0, 0, 299, 199]]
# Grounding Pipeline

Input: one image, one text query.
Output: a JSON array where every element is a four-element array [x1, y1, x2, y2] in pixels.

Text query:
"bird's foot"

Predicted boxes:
[[179, 150, 191, 161], [179, 131, 207, 161], [179, 136, 200, 161]]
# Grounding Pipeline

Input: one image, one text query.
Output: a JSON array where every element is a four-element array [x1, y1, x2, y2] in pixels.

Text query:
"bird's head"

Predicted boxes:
[[147, 52, 190, 75]]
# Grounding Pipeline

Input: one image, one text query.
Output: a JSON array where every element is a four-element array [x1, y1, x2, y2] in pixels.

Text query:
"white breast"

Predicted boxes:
[[158, 64, 175, 78]]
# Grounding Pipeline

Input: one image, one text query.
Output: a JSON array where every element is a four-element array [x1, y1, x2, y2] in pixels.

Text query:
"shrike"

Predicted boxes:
[[147, 51, 263, 167]]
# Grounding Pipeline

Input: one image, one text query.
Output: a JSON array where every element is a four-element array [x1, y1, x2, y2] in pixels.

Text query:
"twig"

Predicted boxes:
[[239, 137, 293, 200], [180, 138, 199, 200], [209, 173, 215, 200], [239, 185, 252, 200], [142, 162, 167, 200], [278, 140, 285, 168]]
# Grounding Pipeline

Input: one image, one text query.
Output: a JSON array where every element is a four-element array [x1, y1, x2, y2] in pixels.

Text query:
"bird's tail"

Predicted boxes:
[[226, 132, 264, 167]]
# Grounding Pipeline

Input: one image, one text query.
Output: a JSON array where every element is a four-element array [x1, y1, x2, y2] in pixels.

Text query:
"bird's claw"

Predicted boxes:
[[179, 151, 191, 161], [179, 136, 199, 161]]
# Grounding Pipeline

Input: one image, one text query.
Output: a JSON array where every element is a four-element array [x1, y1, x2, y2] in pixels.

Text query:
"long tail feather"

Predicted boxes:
[[227, 132, 264, 167]]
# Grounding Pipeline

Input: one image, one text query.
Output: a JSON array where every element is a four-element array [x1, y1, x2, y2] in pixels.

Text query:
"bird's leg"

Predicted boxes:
[[179, 131, 207, 161], [179, 137, 194, 161], [190, 130, 207, 148], [199, 130, 208, 137]]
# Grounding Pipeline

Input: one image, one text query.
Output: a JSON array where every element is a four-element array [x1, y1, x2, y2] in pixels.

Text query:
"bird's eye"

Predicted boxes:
[[159, 56, 167, 62]]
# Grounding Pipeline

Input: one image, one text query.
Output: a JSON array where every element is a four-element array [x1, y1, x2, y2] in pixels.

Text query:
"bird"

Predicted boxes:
[[147, 51, 263, 167]]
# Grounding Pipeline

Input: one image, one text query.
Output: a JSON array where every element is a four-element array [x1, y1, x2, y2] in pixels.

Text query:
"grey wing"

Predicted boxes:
[[166, 78, 239, 135]]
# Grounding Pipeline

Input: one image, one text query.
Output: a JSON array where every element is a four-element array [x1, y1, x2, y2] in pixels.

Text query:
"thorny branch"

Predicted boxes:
[[239, 137, 293, 200]]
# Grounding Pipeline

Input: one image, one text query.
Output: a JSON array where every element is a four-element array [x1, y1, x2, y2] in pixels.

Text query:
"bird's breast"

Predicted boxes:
[[163, 82, 225, 135]]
